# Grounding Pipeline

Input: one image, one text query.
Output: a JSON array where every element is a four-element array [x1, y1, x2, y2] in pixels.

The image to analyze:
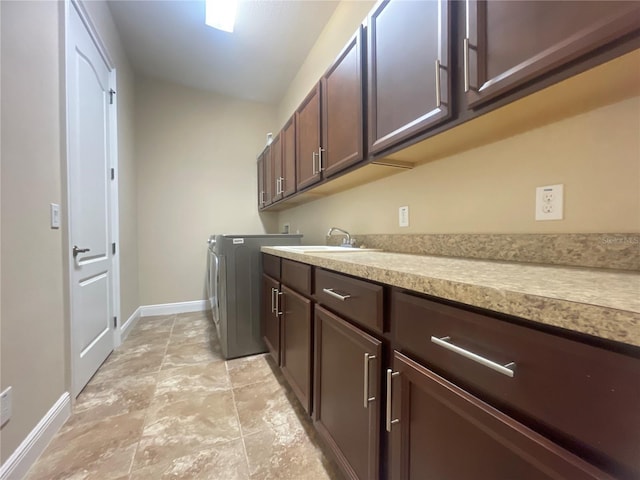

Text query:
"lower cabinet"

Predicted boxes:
[[387, 351, 613, 480], [261, 274, 280, 364], [313, 305, 382, 480], [280, 285, 313, 414]]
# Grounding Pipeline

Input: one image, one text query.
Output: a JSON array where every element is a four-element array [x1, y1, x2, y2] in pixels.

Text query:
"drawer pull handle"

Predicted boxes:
[[271, 287, 277, 313], [276, 290, 283, 316], [322, 288, 351, 301], [386, 369, 400, 432], [363, 353, 376, 408], [431, 336, 516, 378]]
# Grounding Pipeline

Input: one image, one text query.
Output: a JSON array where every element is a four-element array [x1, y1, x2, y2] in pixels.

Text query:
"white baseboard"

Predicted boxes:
[[120, 306, 142, 342], [140, 300, 208, 317], [0, 392, 71, 480]]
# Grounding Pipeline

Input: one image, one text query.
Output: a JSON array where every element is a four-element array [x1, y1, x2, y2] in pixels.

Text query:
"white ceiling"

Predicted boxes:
[[107, 0, 340, 104]]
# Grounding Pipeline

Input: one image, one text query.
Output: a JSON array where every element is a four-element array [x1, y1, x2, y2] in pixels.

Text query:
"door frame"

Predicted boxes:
[[63, 0, 121, 398]]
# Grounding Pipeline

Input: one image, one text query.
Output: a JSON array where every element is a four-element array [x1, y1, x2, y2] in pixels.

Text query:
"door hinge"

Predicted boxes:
[[109, 89, 116, 105], [111, 168, 115, 180], [112, 242, 116, 255], [113, 316, 117, 328]]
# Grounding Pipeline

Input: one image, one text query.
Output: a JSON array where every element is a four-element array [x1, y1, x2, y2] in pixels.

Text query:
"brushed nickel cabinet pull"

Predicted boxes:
[[318, 147, 325, 172], [276, 290, 283, 316], [431, 336, 516, 378], [363, 353, 376, 408], [435, 59, 442, 108], [322, 288, 351, 301], [463, 37, 470, 93], [271, 287, 277, 313], [386, 368, 400, 432]]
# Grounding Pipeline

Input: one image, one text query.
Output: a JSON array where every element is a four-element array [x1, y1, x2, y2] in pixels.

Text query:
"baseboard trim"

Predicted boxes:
[[140, 300, 208, 317], [120, 306, 142, 342], [0, 392, 71, 480]]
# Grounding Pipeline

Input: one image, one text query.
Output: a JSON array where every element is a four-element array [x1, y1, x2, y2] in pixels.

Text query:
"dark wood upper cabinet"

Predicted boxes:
[[295, 84, 322, 190], [263, 145, 273, 206], [257, 152, 266, 210], [270, 133, 283, 202], [281, 115, 297, 198], [368, 0, 450, 155], [465, 0, 640, 107], [389, 351, 615, 480], [321, 26, 365, 178]]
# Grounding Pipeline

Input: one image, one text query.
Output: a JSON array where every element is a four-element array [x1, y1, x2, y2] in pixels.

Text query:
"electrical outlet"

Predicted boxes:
[[535, 184, 564, 221], [399, 206, 409, 227], [1, 386, 12, 427]]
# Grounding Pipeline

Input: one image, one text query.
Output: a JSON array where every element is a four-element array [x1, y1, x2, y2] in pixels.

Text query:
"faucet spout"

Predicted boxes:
[[327, 227, 352, 246]]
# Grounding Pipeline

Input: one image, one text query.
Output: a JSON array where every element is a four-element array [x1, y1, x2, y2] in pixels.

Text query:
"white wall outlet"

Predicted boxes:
[[535, 184, 564, 221], [1, 386, 12, 427], [399, 206, 409, 227], [50, 203, 60, 229]]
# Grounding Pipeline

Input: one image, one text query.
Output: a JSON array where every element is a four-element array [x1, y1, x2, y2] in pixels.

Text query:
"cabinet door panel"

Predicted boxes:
[[296, 85, 322, 190], [257, 153, 266, 209], [280, 286, 312, 414], [271, 133, 282, 202], [282, 115, 296, 198], [261, 274, 280, 364], [314, 306, 381, 480], [368, 0, 450, 154], [465, 0, 640, 106], [264, 145, 273, 206], [390, 352, 614, 480], [321, 26, 364, 177]]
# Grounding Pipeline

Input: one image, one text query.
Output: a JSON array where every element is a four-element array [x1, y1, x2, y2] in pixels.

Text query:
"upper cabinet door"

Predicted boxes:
[[368, 0, 450, 155], [263, 145, 273, 206], [257, 152, 266, 210], [282, 116, 297, 198], [271, 133, 283, 202], [321, 26, 365, 178], [295, 85, 322, 191], [465, 0, 640, 108]]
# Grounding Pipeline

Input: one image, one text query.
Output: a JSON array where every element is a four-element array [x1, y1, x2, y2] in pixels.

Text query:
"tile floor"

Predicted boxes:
[[25, 311, 341, 480]]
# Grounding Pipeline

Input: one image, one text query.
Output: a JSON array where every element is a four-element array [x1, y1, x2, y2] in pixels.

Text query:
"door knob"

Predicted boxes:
[[73, 245, 90, 257]]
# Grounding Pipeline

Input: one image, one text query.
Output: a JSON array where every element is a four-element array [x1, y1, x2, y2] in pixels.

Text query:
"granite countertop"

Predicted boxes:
[[261, 247, 640, 348]]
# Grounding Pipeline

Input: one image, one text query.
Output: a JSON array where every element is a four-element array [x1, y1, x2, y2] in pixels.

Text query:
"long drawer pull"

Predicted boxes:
[[322, 288, 351, 301], [386, 369, 400, 432], [271, 287, 277, 313], [276, 290, 283, 316], [431, 336, 516, 378], [363, 353, 376, 408]]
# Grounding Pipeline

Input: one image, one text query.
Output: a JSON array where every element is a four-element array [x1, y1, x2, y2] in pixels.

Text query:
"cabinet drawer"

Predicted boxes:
[[315, 269, 383, 333], [281, 259, 311, 295], [391, 290, 640, 479], [262, 253, 281, 280]]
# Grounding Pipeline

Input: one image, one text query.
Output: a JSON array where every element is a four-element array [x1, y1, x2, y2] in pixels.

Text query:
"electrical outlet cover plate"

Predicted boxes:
[[399, 206, 409, 227], [0, 386, 12, 427], [535, 184, 564, 221]]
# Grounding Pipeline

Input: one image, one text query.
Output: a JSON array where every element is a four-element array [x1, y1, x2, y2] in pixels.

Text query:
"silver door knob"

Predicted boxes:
[[73, 245, 90, 257]]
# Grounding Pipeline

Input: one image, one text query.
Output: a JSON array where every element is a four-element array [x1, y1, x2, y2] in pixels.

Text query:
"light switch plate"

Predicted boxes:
[[50, 203, 60, 228], [399, 206, 409, 227]]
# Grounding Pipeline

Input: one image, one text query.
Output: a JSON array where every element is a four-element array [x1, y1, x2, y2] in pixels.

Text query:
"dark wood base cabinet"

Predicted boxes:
[[314, 306, 382, 480], [261, 274, 280, 364], [388, 352, 614, 480]]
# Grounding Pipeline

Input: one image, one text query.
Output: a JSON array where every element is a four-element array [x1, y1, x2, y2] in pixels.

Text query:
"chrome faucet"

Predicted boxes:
[[327, 227, 352, 246]]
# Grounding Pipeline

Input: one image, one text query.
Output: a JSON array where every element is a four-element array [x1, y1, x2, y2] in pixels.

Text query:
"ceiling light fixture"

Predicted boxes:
[[205, 0, 237, 33]]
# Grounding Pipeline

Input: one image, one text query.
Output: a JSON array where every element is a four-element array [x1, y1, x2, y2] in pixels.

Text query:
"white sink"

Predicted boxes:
[[271, 245, 381, 253]]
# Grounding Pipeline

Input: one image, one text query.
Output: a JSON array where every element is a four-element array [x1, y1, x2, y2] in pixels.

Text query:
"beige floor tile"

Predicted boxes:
[[130, 315, 175, 334], [62, 373, 158, 431], [175, 311, 212, 323], [226, 353, 277, 388], [153, 361, 231, 405], [244, 421, 338, 480], [162, 339, 224, 369], [25, 411, 145, 480], [129, 439, 249, 480], [90, 345, 165, 385], [233, 378, 299, 436], [132, 390, 241, 470], [122, 329, 171, 350], [169, 321, 217, 347]]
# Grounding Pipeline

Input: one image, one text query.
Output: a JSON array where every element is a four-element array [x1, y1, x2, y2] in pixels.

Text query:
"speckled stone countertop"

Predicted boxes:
[[262, 247, 640, 348]]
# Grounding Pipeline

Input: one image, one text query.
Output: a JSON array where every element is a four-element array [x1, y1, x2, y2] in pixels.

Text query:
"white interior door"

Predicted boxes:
[[67, 2, 114, 397]]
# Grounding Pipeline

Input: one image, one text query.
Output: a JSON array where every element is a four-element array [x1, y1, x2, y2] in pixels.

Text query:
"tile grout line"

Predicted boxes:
[[226, 360, 253, 476], [127, 314, 176, 477]]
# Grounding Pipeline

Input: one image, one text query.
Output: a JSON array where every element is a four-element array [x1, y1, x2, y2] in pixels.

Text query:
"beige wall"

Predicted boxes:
[[0, 0, 66, 463], [83, 1, 139, 323], [279, 96, 640, 244], [136, 76, 277, 305], [276, 0, 375, 128]]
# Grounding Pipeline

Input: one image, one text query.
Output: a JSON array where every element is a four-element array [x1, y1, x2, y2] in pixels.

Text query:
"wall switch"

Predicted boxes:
[[399, 206, 409, 227], [535, 184, 564, 221], [50, 203, 60, 229], [282, 223, 290, 234], [1, 386, 12, 427]]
